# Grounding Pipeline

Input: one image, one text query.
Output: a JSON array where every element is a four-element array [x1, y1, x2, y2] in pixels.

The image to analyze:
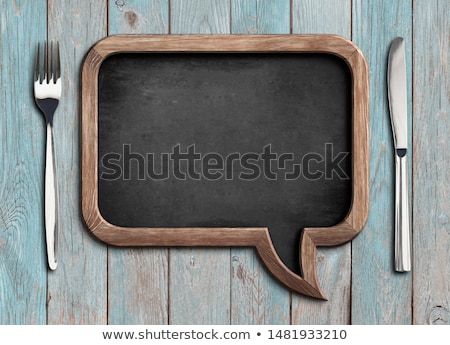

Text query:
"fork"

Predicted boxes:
[[34, 41, 61, 270]]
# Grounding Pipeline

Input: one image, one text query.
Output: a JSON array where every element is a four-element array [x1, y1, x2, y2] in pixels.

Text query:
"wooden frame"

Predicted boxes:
[[81, 35, 369, 300]]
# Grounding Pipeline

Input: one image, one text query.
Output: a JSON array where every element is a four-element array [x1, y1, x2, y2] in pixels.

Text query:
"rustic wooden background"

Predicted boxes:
[[0, 0, 448, 325]]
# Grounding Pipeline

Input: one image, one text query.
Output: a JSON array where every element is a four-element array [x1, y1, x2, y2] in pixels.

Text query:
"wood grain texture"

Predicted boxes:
[[169, 0, 232, 324], [291, 0, 353, 324], [108, 248, 169, 324], [171, 0, 230, 34], [351, 0, 412, 324], [231, 249, 290, 324], [292, 0, 351, 35], [109, 0, 168, 34], [231, 0, 290, 34], [0, 0, 47, 325], [169, 248, 231, 324], [107, 0, 169, 325], [412, 0, 450, 325], [46, 0, 108, 324], [230, 0, 290, 325]]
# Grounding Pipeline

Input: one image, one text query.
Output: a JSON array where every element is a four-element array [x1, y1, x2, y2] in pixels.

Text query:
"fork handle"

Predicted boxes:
[[45, 123, 58, 270]]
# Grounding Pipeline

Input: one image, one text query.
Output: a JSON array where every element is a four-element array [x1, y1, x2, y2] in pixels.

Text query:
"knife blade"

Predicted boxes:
[[387, 37, 411, 272]]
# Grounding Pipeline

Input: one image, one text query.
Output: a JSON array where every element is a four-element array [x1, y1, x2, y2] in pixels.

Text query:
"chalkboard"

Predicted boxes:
[[82, 35, 369, 299]]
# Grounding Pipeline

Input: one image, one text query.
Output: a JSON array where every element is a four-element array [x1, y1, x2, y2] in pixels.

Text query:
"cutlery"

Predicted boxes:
[[34, 41, 61, 270], [387, 37, 411, 272]]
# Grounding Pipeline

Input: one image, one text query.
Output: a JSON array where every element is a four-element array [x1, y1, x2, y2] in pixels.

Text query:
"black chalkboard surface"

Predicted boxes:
[[97, 52, 352, 274], [82, 35, 369, 299]]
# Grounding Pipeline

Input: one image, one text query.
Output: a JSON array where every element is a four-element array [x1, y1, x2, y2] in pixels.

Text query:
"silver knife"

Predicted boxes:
[[387, 37, 411, 272]]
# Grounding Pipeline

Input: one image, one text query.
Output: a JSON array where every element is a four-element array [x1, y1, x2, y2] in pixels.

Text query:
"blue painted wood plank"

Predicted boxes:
[[230, 250, 290, 324], [169, 248, 231, 324], [351, 0, 413, 324], [0, 0, 47, 325], [171, 0, 230, 34], [230, 0, 291, 325], [412, 0, 450, 325], [107, 0, 169, 325], [109, 0, 168, 34], [108, 248, 169, 324], [231, 0, 290, 34], [169, 0, 232, 325], [292, 0, 351, 35], [291, 0, 352, 325], [46, 1, 109, 324]]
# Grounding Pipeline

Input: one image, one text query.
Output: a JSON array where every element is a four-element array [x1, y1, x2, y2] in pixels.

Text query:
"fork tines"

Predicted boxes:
[[34, 41, 61, 126], [35, 41, 61, 84]]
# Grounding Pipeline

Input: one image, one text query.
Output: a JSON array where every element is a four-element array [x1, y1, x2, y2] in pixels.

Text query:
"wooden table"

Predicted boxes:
[[0, 0, 448, 325]]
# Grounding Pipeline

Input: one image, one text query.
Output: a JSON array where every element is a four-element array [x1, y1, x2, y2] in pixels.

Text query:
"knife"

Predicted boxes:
[[387, 37, 411, 272]]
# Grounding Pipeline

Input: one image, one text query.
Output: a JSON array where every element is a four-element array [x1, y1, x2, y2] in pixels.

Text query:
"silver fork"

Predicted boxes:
[[34, 41, 61, 270]]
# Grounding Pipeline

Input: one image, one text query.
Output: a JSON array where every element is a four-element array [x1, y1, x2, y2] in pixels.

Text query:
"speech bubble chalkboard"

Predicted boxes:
[[82, 35, 369, 300]]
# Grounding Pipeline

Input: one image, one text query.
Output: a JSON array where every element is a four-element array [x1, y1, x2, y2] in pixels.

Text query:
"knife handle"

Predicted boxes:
[[394, 153, 411, 272]]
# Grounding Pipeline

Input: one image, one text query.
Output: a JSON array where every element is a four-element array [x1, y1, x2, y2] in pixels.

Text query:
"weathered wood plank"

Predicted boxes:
[[292, 0, 350, 34], [171, 0, 230, 34], [169, 0, 232, 324], [412, 0, 450, 325], [231, 0, 290, 34], [291, 0, 352, 325], [109, 248, 169, 324], [46, 0, 108, 324], [351, 0, 412, 324], [109, 0, 168, 34], [107, 0, 169, 325], [169, 248, 231, 324], [230, 250, 290, 324], [0, 0, 47, 325], [230, 0, 291, 325]]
